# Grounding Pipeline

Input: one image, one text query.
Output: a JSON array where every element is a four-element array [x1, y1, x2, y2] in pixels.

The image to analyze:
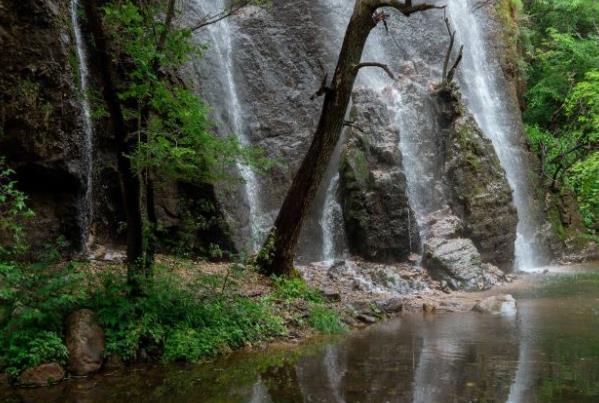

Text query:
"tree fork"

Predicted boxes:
[[256, 0, 441, 275]]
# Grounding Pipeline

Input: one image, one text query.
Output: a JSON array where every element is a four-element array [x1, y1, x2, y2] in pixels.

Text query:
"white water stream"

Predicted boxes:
[[70, 0, 94, 253], [193, 0, 265, 252], [448, 0, 545, 270]]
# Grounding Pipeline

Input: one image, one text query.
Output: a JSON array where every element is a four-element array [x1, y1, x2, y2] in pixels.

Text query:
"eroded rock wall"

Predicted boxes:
[[0, 0, 83, 251]]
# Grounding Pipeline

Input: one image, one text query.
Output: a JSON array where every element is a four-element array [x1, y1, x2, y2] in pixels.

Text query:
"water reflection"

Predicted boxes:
[[3, 269, 599, 402]]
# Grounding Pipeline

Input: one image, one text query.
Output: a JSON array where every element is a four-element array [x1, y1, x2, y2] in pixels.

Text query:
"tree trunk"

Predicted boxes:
[[83, 0, 146, 291], [256, 0, 440, 275]]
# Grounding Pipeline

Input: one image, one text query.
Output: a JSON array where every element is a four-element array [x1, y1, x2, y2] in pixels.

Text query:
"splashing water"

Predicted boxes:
[[70, 0, 94, 253]]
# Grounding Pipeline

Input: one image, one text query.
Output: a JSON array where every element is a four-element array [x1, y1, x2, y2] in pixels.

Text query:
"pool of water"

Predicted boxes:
[[3, 264, 599, 402]]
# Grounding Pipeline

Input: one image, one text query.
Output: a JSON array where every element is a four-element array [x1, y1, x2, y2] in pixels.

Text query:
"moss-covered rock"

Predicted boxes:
[[435, 86, 518, 270], [339, 89, 419, 262]]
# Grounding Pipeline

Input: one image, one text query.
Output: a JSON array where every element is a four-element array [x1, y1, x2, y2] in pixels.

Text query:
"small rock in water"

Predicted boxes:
[[423, 303, 436, 313], [357, 314, 377, 324], [19, 363, 65, 386], [376, 298, 403, 314], [473, 294, 517, 315]]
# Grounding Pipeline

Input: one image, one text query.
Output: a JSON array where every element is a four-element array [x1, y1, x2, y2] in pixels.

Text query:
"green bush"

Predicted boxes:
[[89, 268, 286, 363], [0, 255, 83, 377], [2, 331, 68, 378], [271, 276, 324, 303], [308, 305, 346, 335]]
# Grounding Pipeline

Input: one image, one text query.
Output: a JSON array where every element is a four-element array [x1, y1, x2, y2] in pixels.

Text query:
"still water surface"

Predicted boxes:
[[3, 264, 599, 402]]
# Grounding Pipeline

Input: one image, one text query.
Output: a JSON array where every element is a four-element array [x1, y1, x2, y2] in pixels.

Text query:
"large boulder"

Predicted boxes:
[[435, 87, 518, 270], [65, 309, 104, 376], [339, 89, 419, 262], [19, 363, 65, 386], [422, 210, 504, 290]]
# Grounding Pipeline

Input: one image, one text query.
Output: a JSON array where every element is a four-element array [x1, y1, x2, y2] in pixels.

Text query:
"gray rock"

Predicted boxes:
[[473, 294, 517, 315], [436, 88, 518, 270], [375, 298, 404, 314], [422, 211, 504, 291], [339, 89, 419, 262], [65, 309, 104, 376]]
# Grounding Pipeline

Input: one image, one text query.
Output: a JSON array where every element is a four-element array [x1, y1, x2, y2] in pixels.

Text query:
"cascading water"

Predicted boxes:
[[448, 0, 545, 270], [191, 0, 265, 252], [316, 0, 397, 263], [319, 173, 343, 262], [70, 0, 94, 253]]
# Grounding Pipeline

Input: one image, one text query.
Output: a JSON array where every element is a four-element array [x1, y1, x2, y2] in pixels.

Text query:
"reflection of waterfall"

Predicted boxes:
[[506, 304, 536, 403], [448, 0, 545, 270], [70, 0, 94, 253], [249, 377, 272, 403], [324, 345, 346, 403], [191, 0, 265, 252]]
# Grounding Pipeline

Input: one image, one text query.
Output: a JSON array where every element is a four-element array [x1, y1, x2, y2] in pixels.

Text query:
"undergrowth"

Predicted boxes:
[[0, 261, 348, 378]]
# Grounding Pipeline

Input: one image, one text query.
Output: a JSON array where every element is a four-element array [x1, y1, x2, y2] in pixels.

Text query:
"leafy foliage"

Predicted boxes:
[[271, 276, 324, 303], [307, 305, 346, 335], [0, 253, 84, 376], [0, 158, 34, 258], [88, 266, 286, 362], [101, 1, 266, 185], [522, 0, 599, 236]]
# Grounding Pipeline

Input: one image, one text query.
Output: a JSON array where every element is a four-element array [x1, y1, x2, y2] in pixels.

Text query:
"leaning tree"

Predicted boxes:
[[256, 0, 443, 275]]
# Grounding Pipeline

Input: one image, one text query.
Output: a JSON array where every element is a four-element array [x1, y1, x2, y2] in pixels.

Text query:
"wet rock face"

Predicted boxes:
[[422, 210, 505, 291], [19, 363, 65, 387], [435, 88, 518, 270], [65, 309, 104, 376], [0, 0, 84, 251], [339, 89, 419, 262]]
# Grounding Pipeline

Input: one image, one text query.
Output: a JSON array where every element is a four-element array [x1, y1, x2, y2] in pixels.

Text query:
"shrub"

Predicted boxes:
[[308, 305, 346, 335], [89, 267, 286, 363], [271, 276, 324, 303], [0, 258, 84, 377]]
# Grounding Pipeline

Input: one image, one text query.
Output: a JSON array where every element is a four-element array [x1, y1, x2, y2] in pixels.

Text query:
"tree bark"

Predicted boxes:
[[256, 0, 440, 275], [83, 0, 145, 291]]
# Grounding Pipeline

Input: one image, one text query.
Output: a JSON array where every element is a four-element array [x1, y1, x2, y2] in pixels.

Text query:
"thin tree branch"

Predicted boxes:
[[446, 45, 463, 82], [344, 120, 366, 133], [353, 62, 395, 79], [190, 0, 251, 32]]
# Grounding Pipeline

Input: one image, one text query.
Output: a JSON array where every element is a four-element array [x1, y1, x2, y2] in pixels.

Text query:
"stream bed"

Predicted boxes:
[[2, 264, 599, 402]]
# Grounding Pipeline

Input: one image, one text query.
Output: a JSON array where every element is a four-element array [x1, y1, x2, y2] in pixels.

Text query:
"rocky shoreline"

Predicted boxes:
[[2, 255, 540, 389]]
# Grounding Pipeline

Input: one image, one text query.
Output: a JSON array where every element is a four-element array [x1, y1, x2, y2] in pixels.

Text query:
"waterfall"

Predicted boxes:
[[191, 0, 265, 252], [70, 0, 94, 253], [320, 173, 343, 262], [316, 0, 394, 262], [389, 85, 442, 252], [448, 0, 545, 270]]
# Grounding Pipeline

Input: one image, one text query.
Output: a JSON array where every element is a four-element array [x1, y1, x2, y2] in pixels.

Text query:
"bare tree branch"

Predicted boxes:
[[344, 120, 367, 133], [353, 62, 395, 79], [190, 0, 252, 32]]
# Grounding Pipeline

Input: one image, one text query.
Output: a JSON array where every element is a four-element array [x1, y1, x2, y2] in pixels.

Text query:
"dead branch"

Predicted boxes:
[[353, 62, 395, 79], [440, 12, 463, 85], [344, 120, 366, 133], [446, 45, 463, 82], [311, 73, 332, 100], [190, 0, 251, 32]]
